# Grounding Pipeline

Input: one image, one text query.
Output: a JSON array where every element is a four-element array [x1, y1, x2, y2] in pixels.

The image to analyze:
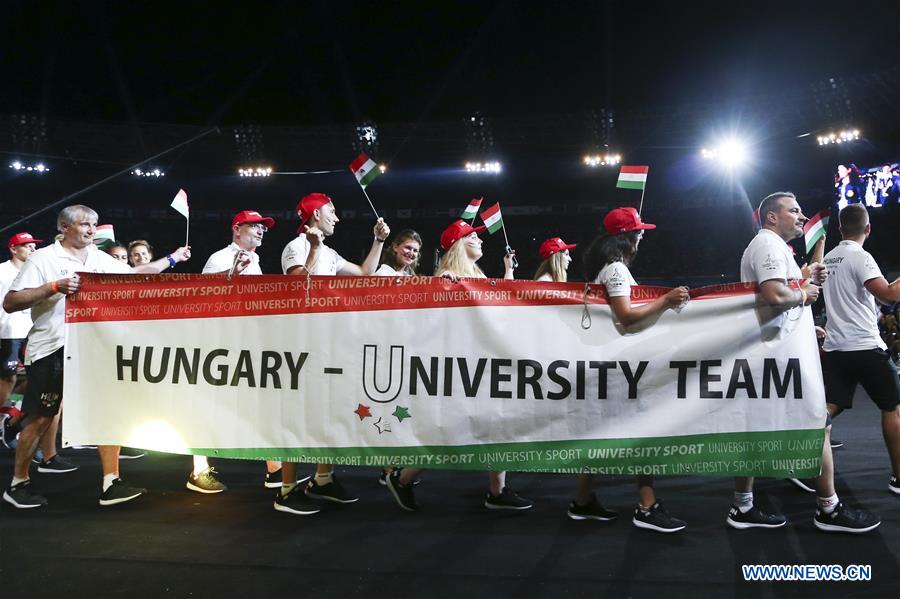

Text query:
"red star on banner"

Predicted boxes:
[[354, 404, 372, 420]]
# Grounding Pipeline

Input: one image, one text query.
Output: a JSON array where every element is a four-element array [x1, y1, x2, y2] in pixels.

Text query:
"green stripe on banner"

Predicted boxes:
[[190, 429, 824, 477], [616, 180, 646, 190]]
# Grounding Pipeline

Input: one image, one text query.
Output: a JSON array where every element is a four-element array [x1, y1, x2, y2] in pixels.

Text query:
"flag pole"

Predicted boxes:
[[360, 187, 380, 220], [638, 180, 647, 215], [185, 215, 190, 247]]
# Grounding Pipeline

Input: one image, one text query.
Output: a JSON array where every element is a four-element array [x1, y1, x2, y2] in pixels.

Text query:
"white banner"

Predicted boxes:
[[62, 274, 826, 477]]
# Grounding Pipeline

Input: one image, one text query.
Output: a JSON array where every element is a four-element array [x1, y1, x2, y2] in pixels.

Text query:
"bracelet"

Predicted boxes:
[[799, 288, 808, 307], [375, 237, 387, 243], [166, 255, 177, 268], [50, 280, 60, 294]]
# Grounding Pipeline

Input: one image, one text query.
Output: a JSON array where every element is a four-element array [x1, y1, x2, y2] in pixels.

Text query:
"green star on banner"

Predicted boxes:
[[392, 406, 411, 422]]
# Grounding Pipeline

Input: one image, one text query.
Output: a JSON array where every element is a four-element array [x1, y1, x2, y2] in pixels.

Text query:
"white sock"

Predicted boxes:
[[314, 471, 333, 486], [281, 482, 297, 497], [102, 473, 118, 492], [817, 493, 839, 514], [734, 491, 754, 512], [11, 476, 27, 487]]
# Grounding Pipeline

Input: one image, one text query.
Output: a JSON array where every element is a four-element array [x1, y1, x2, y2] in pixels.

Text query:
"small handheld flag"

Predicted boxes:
[[348, 153, 381, 218], [803, 208, 830, 254], [480, 202, 503, 234], [93, 224, 115, 250], [170, 189, 190, 245], [617, 165, 650, 213], [461, 197, 483, 221]]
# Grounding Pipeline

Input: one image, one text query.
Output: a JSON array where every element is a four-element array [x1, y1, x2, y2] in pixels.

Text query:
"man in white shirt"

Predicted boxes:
[[730, 191, 879, 533], [821, 204, 900, 495], [193, 210, 290, 494], [2, 204, 191, 509], [274, 192, 389, 515]]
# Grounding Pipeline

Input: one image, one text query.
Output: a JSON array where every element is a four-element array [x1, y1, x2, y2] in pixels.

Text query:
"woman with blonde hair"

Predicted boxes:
[[534, 237, 576, 282], [385, 220, 529, 512], [127, 240, 153, 267]]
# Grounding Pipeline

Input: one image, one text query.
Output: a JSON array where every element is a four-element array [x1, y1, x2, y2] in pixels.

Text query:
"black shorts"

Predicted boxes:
[[822, 348, 900, 412], [0, 338, 26, 377], [22, 348, 64, 417]]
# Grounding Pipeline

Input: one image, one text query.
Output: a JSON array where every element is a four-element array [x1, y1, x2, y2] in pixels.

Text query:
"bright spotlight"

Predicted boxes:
[[817, 128, 861, 145], [131, 167, 165, 177], [378, 164, 387, 174], [583, 153, 621, 168], [9, 160, 49, 174], [238, 166, 273, 177], [465, 161, 502, 174], [700, 139, 748, 168]]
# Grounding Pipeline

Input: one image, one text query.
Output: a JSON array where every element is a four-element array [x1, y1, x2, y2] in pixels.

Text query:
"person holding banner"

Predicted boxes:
[[276, 192, 390, 515], [385, 220, 531, 512], [1, 205, 191, 509], [582, 207, 689, 532], [374, 229, 422, 276], [820, 204, 900, 496], [735, 191, 879, 533], [534, 237, 575, 283], [190, 210, 285, 494], [127, 240, 154, 267]]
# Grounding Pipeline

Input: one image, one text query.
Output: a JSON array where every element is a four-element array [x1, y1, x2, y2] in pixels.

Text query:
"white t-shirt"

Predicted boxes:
[[281, 235, 347, 276], [0, 260, 33, 339], [535, 273, 553, 282], [740, 228, 803, 341], [374, 263, 406, 277], [822, 240, 886, 352], [11, 241, 130, 364], [203, 242, 262, 275], [593, 261, 637, 298]]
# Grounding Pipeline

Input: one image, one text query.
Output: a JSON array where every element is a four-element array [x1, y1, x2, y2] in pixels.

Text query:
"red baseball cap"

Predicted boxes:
[[295, 193, 333, 225], [232, 210, 275, 229], [8, 232, 43, 249], [602, 207, 656, 235], [539, 237, 577, 259], [440, 220, 486, 251]]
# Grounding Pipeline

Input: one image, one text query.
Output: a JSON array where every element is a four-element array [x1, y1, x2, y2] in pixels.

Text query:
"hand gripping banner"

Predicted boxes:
[[62, 274, 826, 477]]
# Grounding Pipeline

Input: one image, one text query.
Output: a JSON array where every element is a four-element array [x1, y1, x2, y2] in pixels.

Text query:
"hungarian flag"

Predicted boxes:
[[617, 165, 649, 190], [170, 189, 189, 219], [94, 225, 115, 243], [461, 197, 483, 220], [803, 208, 830, 253], [480, 202, 504, 234], [349, 153, 381, 188]]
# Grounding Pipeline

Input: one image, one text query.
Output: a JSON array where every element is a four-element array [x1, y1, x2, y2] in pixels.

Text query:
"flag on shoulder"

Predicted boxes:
[[803, 208, 830, 253], [617, 165, 649, 190], [170, 189, 189, 219], [480, 202, 504, 234], [349, 153, 381, 189], [461, 197, 483, 220]]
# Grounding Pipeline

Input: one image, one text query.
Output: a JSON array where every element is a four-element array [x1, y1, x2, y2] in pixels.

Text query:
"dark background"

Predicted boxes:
[[1, 0, 898, 281]]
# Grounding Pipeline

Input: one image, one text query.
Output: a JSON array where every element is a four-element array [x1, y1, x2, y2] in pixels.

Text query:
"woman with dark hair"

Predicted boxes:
[[375, 229, 422, 276], [105, 243, 128, 263], [834, 164, 862, 210], [582, 207, 690, 533]]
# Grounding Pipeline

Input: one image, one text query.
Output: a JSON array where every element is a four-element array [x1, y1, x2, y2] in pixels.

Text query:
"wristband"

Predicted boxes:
[[166, 255, 177, 268], [375, 237, 386, 243], [50, 280, 60, 294]]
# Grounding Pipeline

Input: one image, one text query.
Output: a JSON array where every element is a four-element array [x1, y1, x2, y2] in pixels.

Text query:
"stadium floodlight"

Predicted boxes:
[[378, 164, 387, 174], [816, 129, 861, 146], [465, 161, 502, 174], [131, 167, 165, 177], [9, 160, 50, 173], [700, 138, 748, 168], [238, 166, 273, 177], [583, 153, 621, 167]]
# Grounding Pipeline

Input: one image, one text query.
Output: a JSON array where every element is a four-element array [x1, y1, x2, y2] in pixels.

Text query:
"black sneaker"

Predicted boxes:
[[186, 468, 227, 494], [726, 504, 787, 529], [274, 485, 321, 515], [119, 447, 146, 460], [787, 478, 816, 493], [2, 480, 48, 509], [830, 438, 844, 449], [567, 493, 618, 521], [263, 468, 311, 489], [386, 470, 418, 512], [98, 478, 147, 506], [633, 501, 686, 533], [484, 487, 533, 510], [890, 476, 900, 496], [814, 502, 880, 533], [305, 475, 359, 504], [378, 468, 421, 487], [37, 455, 79, 474]]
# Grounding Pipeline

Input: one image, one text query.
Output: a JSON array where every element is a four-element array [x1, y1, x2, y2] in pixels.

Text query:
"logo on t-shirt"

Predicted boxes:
[[761, 254, 777, 272]]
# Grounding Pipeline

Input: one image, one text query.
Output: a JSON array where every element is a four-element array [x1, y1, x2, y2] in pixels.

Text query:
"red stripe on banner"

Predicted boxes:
[[620, 165, 649, 174], [63, 274, 762, 324], [480, 202, 500, 220], [349, 153, 369, 173]]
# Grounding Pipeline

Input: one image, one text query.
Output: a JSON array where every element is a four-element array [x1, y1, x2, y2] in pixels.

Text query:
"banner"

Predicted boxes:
[[62, 274, 826, 477]]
